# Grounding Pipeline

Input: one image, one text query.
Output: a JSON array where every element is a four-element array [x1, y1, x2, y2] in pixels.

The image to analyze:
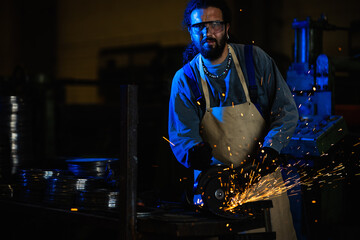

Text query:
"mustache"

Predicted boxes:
[[201, 37, 217, 45]]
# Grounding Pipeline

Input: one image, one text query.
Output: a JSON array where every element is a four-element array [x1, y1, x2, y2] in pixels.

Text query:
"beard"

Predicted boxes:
[[195, 32, 227, 61]]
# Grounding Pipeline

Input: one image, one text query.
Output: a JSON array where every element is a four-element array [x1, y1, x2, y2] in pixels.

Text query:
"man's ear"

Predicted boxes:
[[226, 23, 230, 39]]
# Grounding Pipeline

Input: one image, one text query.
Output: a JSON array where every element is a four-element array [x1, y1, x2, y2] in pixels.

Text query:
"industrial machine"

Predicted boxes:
[[281, 16, 348, 157]]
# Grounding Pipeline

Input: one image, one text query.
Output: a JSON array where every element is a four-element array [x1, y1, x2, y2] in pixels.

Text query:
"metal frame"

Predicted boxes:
[[118, 85, 138, 239]]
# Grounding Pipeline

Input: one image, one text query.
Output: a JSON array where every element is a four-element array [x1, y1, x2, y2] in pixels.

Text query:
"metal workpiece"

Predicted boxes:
[[0, 96, 34, 179]]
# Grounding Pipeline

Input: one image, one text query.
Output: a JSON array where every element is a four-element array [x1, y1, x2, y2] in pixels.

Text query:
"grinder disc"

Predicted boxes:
[[196, 165, 253, 220]]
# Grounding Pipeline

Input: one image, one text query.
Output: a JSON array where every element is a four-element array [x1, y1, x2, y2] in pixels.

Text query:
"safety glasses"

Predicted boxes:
[[190, 21, 225, 35]]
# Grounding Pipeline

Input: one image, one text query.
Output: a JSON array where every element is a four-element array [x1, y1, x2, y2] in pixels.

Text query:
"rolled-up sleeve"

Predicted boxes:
[[168, 69, 203, 168]]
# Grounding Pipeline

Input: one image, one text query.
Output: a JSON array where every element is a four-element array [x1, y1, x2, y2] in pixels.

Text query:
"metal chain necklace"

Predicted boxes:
[[202, 46, 232, 79]]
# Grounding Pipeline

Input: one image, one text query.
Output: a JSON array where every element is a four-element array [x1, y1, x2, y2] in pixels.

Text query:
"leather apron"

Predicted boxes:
[[198, 45, 297, 240]]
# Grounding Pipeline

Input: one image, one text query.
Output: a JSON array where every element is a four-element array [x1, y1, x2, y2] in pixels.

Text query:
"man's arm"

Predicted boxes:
[[168, 69, 212, 169], [254, 48, 299, 153]]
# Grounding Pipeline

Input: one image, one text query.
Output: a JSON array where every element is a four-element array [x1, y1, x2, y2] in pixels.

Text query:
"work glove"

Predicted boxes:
[[257, 147, 280, 176], [187, 142, 212, 171]]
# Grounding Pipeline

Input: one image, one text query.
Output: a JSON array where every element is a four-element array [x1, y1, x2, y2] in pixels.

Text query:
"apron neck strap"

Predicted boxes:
[[229, 45, 251, 102], [199, 45, 251, 108], [199, 57, 212, 109]]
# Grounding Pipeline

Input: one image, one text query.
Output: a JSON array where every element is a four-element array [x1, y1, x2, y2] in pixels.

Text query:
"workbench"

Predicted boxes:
[[0, 199, 275, 240]]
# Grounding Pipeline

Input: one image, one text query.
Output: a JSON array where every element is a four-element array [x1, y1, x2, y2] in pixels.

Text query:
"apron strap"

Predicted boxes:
[[228, 45, 251, 102], [199, 57, 212, 110]]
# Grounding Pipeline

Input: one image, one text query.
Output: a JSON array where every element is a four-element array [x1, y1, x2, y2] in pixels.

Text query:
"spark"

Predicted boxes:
[[198, 134, 360, 216], [267, 73, 271, 84], [223, 160, 350, 213], [162, 136, 175, 146]]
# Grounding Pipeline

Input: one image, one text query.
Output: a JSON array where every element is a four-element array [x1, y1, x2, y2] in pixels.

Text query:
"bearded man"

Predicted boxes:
[[168, 0, 299, 239]]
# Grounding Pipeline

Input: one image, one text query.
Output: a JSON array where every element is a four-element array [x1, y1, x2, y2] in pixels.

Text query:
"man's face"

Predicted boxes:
[[189, 7, 229, 61]]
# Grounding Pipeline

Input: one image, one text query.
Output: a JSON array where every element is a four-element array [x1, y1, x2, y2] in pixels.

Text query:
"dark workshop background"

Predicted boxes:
[[0, 0, 360, 237]]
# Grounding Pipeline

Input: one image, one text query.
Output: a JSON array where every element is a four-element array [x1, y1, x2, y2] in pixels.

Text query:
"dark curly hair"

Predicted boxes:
[[182, 0, 232, 29], [182, 0, 232, 64]]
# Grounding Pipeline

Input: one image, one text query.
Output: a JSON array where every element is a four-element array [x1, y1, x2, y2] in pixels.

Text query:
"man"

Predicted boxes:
[[168, 0, 299, 239]]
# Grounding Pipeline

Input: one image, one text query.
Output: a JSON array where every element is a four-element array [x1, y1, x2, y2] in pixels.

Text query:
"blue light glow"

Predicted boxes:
[[316, 54, 329, 90], [193, 194, 203, 206], [300, 28, 307, 63]]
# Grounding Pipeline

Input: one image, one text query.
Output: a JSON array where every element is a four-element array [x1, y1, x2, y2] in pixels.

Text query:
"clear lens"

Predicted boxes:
[[191, 21, 224, 34], [211, 22, 223, 32]]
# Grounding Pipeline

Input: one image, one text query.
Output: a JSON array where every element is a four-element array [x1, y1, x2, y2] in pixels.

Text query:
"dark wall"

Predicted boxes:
[[0, 0, 359, 200]]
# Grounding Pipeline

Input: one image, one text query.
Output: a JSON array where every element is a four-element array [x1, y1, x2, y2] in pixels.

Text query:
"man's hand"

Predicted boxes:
[[188, 142, 213, 171]]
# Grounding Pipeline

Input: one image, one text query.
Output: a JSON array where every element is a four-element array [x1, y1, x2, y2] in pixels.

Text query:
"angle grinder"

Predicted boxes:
[[193, 165, 245, 218], [193, 162, 276, 219]]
